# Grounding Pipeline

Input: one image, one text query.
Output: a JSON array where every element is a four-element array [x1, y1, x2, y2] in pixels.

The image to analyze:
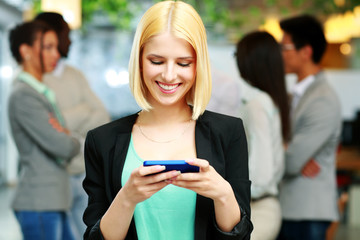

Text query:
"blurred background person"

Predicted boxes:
[[206, 67, 243, 118], [34, 12, 111, 239], [8, 20, 80, 240], [277, 15, 342, 240], [235, 31, 290, 240]]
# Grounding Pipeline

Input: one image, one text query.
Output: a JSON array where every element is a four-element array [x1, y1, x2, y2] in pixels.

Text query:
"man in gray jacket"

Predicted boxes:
[[277, 15, 342, 240], [35, 12, 111, 239]]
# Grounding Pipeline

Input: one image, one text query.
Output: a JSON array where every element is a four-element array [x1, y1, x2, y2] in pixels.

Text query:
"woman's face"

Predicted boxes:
[[28, 30, 60, 73], [141, 32, 196, 108], [41, 31, 60, 72]]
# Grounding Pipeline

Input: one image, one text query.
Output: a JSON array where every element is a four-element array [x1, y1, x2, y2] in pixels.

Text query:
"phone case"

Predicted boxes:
[[143, 160, 199, 173]]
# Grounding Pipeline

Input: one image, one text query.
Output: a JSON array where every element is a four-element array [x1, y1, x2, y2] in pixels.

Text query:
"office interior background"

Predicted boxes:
[[0, 0, 360, 239]]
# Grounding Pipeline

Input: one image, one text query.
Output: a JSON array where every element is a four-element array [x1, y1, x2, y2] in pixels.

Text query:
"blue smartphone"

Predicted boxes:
[[143, 160, 199, 173]]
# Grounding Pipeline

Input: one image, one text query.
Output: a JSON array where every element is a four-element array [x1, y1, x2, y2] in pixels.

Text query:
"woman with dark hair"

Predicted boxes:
[[8, 20, 80, 240], [235, 31, 290, 240]]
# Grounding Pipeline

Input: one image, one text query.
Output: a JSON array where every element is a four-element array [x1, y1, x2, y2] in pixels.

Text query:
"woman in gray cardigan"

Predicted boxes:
[[8, 20, 80, 240]]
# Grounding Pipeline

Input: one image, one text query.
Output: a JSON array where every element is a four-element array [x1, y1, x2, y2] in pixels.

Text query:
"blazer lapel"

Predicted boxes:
[[293, 72, 326, 127], [112, 132, 132, 195], [112, 114, 138, 196], [195, 119, 212, 162], [194, 114, 213, 239]]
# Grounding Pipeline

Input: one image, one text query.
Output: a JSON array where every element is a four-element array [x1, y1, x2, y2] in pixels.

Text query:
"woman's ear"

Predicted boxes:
[[19, 44, 31, 62]]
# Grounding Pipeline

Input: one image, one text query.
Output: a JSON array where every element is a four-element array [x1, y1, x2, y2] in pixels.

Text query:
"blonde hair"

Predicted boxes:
[[128, 0, 212, 120]]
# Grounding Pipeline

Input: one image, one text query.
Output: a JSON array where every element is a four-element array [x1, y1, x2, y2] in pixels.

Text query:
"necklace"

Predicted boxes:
[[137, 113, 193, 144]]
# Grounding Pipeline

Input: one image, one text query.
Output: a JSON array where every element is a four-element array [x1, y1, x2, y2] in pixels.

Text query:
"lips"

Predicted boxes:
[[157, 81, 181, 93]]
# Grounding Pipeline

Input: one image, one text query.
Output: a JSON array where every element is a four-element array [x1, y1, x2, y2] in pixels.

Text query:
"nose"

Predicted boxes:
[[161, 63, 177, 82]]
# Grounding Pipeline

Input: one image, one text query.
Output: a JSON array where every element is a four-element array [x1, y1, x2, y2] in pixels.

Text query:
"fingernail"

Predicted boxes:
[[156, 166, 166, 171], [186, 159, 194, 164]]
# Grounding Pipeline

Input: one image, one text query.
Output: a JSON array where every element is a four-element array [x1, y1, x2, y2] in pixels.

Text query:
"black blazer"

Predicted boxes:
[[83, 110, 253, 240]]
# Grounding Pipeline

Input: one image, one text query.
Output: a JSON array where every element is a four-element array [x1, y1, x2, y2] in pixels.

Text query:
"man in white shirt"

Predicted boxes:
[[277, 15, 342, 240], [35, 12, 111, 239]]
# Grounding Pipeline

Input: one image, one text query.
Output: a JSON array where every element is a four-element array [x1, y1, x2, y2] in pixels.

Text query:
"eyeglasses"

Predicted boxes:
[[280, 43, 296, 51]]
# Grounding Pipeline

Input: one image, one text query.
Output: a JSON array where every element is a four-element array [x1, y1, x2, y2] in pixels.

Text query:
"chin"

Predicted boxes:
[[45, 67, 55, 73]]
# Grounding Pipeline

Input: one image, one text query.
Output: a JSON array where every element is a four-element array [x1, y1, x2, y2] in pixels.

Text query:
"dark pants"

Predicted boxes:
[[276, 220, 331, 240]]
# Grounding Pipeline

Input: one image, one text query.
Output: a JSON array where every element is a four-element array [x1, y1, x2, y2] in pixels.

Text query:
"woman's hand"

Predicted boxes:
[[301, 158, 321, 178], [169, 158, 232, 201], [121, 165, 182, 207], [100, 166, 182, 240], [48, 114, 70, 134], [169, 158, 240, 232]]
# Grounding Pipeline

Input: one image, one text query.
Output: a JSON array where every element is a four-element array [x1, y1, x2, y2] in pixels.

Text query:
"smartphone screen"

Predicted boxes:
[[143, 160, 199, 173]]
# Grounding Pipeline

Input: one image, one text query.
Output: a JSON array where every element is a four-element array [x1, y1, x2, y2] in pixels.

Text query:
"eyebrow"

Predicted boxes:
[[146, 54, 194, 60]]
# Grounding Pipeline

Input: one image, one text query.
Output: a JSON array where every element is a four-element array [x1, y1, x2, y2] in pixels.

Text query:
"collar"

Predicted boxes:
[[17, 71, 48, 94], [291, 75, 315, 98]]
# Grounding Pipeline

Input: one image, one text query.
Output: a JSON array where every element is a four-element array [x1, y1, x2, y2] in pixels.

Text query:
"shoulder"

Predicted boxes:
[[63, 64, 82, 74], [9, 81, 41, 105], [87, 112, 139, 139], [199, 110, 245, 135], [305, 73, 341, 108], [241, 81, 274, 110], [62, 64, 88, 81], [311, 73, 339, 98], [245, 88, 274, 112], [200, 110, 242, 123]]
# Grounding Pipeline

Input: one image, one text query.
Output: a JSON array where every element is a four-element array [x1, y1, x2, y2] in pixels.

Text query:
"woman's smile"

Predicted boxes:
[[156, 81, 181, 93]]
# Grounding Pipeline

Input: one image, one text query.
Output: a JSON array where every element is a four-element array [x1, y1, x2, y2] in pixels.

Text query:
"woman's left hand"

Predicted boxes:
[[171, 158, 241, 232], [169, 158, 232, 201]]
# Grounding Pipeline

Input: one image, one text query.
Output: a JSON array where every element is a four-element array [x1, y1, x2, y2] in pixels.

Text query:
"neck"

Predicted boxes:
[[139, 104, 192, 126], [296, 63, 321, 83], [23, 65, 42, 82]]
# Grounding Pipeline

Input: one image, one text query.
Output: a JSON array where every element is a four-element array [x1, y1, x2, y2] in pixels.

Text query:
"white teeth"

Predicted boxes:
[[158, 82, 179, 90]]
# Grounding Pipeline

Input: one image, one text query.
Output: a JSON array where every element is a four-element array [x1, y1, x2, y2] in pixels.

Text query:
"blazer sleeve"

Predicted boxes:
[[83, 130, 109, 240], [11, 89, 80, 161], [213, 118, 253, 240], [285, 96, 340, 176]]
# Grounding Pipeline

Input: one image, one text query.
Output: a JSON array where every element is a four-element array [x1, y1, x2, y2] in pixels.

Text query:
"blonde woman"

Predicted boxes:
[[83, 1, 252, 239]]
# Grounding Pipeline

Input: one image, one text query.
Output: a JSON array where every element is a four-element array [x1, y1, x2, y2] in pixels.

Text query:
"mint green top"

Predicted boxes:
[[121, 136, 197, 240]]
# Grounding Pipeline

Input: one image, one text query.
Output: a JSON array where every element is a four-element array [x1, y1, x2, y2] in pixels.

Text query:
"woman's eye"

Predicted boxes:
[[178, 62, 191, 67], [43, 44, 54, 50], [150, 60, 162, 65]]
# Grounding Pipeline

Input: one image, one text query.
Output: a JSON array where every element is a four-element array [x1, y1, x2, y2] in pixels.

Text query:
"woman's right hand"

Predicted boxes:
[[100, 166, 181, 239], [100, 165, 180, 240], [120, 165, 182, 206]]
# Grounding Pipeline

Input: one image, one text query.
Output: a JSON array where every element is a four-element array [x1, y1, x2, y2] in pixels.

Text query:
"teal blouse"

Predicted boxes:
[[121, 136, 197, 240]]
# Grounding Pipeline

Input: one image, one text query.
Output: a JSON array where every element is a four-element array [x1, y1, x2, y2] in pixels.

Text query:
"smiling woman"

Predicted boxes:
[[82, 1, 253, 240]]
